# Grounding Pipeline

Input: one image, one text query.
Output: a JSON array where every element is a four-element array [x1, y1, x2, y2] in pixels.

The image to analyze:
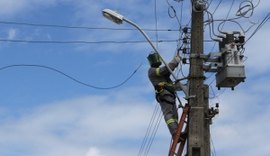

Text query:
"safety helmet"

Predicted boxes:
[[147, 52, 162, 67]]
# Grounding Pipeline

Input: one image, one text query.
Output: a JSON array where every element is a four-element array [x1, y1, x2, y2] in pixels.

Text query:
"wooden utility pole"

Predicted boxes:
[[187, 0, 210, 155]]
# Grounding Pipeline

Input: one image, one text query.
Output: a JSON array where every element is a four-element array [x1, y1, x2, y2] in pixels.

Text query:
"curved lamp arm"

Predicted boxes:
[[102, 9, 188, 96]]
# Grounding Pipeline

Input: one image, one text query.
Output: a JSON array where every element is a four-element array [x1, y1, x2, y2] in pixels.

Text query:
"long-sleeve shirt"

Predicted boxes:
[[148, 56, 180, 90]]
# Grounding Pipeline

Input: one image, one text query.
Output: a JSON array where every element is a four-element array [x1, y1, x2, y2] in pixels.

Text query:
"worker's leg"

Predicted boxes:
[[157, 90, 178, 136]]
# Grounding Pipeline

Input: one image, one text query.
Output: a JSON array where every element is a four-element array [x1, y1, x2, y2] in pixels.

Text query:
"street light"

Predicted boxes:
[[102, 9, 124, 24], [102, 9, 188, 96], [102, 9, 158, 53]]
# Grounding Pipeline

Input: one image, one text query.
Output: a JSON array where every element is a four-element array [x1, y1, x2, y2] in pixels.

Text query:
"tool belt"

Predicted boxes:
[[155, 82, 175, 94]]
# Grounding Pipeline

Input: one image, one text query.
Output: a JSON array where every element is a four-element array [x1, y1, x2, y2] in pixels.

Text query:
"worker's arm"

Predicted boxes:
[[156, 55, 181, 76]]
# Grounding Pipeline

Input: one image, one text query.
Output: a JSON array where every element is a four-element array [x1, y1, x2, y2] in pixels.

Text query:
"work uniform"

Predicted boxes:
[[148, 56, 180, 136]]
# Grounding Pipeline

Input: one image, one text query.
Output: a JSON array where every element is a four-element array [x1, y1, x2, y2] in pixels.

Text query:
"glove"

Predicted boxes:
[[174, 55, 181, 63]]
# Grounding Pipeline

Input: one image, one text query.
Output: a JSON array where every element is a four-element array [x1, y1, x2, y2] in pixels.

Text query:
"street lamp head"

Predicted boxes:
[[102, 9, 124, 24]]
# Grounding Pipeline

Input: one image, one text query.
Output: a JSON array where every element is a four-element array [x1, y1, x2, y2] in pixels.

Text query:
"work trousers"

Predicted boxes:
[[156, 89, 179, 136]]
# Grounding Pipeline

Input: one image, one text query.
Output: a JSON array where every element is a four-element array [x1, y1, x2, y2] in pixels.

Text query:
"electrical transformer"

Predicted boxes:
[[215, 33, 246, 89]]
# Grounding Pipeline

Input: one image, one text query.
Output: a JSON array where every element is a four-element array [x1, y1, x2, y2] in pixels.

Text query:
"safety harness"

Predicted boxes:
[[154, 82, 175, 94], [154, 68, 176, 94]]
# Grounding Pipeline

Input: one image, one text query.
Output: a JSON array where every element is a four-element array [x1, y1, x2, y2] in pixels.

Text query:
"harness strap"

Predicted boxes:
[[155, 82, 174, 93]]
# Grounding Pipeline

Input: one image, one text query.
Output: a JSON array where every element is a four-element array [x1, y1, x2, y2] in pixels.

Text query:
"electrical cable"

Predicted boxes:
[[236, 0, 260, 18], [217, 0, 261, 34], [154, 0, 159, 48], [0, 38, 214, 44], [172, 0, 187, 79], [143, 109, 163, 156], [176, 1, 186, 49], [168, 0, 192, 81], [244, 12, 270, 44], [212, 0, 223, 15], [210, 133, 217, 156], [179, 0, 184, 28], [209, 85, 226, 101], [166, 0, 182, 29], [217, 0, 235, 34], [0, 64, 142, 90], [173, 0, 182, 2], [0, 20, 179, 32], [208, 0, 214, 9], [217, 20, 246, 34], [205, 11, 220, 40], [138, 103, 160, 156], [0, 38, 179, 44], [205, 0, 260, 37], [204, 0, 260, 44]]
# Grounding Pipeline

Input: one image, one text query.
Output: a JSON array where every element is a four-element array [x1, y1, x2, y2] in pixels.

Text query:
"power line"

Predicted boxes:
[[245, 12, 270, 44], [0, 20, 179, 32], [166, 0, 182, 28], [212, 0, 223, 15], [154, 0, 159, 48], [0, 64, 142, 90], [0, 38, 179, 44], [138, 103, 160, 156], [0, 38, 214, 44], [210, 133, 217, 156], [219, 0, 235, 30], [143, 110, 163, 156]]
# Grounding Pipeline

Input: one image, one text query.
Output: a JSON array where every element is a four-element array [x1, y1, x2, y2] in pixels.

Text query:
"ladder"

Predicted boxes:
[[168, 104, 189, 156]]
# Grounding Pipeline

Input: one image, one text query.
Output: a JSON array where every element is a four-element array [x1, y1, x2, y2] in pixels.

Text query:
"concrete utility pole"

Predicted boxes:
[[187, 0, 210, 155]]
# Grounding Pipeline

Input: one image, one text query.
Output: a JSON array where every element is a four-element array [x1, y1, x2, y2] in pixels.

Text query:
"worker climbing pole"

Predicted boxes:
[[147, 50, 198, 156], [147, 52, 183, 139], [147, 51, 190, 156]]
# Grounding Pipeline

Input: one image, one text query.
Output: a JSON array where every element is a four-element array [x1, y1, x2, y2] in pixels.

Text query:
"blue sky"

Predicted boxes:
[[0, 0, 269, 156]]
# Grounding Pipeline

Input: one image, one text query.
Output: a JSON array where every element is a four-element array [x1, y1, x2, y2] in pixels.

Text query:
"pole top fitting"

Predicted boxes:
[[193, 0, 207, 12]]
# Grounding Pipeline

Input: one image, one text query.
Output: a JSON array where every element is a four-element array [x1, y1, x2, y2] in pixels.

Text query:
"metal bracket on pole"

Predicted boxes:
[[190, 53, 208, 59]]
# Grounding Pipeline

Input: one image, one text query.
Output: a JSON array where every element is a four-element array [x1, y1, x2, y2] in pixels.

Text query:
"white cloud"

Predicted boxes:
[[0, 0, 28, 16], [7, 28, 17, 39], [0, 0, 71, 17], [86, 147, 103, 156], [211, 81, 270, 156], [0, 88, 163, 156], [245, 25, 270, 75]]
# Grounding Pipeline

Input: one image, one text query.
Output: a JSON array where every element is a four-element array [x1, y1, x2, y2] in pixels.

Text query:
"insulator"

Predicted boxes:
[[239, 35, 245, 44], [183, 38, 188, 44], [182, 58, 187, 64], [182, 27, 189, 33], [183, 48, 187, 54], [194, 0, 207, 11], [235, 37, 240, 44]]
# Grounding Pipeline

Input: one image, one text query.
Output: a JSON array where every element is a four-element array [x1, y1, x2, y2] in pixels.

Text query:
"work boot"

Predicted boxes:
[[173, 131, 187, 143], [179, 131, 187, 141]]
